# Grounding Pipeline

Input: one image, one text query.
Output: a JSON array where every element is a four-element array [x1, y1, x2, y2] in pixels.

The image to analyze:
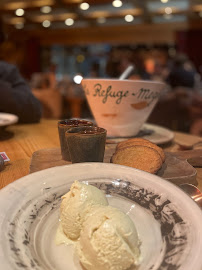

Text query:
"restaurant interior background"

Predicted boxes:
[[1, 0, 202, 134]]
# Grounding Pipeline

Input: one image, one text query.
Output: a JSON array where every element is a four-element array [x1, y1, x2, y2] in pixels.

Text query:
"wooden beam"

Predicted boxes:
[[9, 21, 189, 45]]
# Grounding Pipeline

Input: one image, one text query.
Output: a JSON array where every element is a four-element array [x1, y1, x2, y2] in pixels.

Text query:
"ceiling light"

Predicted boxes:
[[165, 7, 172, 14], [80, 2, 89, 10], [65, 18, 74, 26], [42, 20, 51, 27], [15, 8, 24, 16], [161, 0, 169, 3], [125, 14, 134, 22], [40, 6, 52, 13], [97, 17, 106, 24], [112, 0, 122, 8], [15, 22, 24, 29], [73, 75, 83, 84]]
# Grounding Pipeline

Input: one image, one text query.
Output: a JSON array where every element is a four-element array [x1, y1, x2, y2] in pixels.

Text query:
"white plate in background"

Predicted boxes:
[[142, 123, 174, 144], [0, 113, 19, 127], [107, 123, 174, 145], [0, 163, 202, 270]]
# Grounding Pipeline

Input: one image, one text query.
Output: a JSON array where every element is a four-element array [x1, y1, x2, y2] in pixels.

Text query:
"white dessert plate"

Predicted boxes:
[[141, 123, 174, 144], [107, 123, 174, 145], [0, 113, 19, 127], [0, 163, 202, 270]]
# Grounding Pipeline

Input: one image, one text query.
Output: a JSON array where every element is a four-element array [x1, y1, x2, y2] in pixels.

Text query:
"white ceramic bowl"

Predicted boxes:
[[81, 79, 165, 137]]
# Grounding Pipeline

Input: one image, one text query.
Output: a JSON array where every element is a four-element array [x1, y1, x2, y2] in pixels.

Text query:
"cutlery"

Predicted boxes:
[[180, 183, 202, 209], [175, 139, 202, 150]]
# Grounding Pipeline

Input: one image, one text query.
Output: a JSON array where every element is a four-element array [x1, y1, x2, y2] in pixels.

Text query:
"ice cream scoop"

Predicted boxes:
[[59, 181, 108, 241], [77, 205, 140, 270]]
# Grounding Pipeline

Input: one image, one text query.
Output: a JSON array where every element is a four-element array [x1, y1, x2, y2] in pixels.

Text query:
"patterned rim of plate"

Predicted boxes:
[[0, 163, 202, 270]]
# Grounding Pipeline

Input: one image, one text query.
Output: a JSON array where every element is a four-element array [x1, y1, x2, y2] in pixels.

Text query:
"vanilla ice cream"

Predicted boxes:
[[59, 181, 108, 241], [76, 205, 140, 270]]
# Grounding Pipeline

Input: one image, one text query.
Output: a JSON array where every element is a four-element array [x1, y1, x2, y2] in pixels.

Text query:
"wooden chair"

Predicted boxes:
[[32, 88, 62, 119]]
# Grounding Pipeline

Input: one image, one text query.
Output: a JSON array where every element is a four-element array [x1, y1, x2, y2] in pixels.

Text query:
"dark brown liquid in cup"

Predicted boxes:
[[59, 119, 93, 127], [79, 129, 105, 135]]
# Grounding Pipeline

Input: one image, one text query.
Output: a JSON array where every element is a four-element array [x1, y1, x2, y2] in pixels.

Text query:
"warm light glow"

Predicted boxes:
[[80, 2, 89, 10], [73, 75, 83, 84], [124, 14, 134, 22], [15, 22, 24, 29], [42, 20, 51, 27], [112, 0, 122, 8], [165, 7, 172, 14], [76, 54, 85, 63], [15, 8, 24, 16], [6, 17, 25, 25], [65, 18, 74, 25], [86, 11, 110, 18], [97, 17, 106, 24], [31, 13, 76, 23], [40, 6, 52, 13], [161, 0, 169, 3]]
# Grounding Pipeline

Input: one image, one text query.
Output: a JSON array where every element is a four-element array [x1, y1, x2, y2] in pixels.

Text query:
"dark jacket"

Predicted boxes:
[[166, 66, 195, 89], [0, 61, 41, 123]]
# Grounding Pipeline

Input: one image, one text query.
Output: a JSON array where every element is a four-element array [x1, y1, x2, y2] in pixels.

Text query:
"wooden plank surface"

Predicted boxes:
[[29, 146, 198, 186], [1, 119, 202, 191], [0, 120, 59, 188]]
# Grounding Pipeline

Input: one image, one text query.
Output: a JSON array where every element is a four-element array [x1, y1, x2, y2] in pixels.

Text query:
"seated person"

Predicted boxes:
[[0, 61, 42, 123], [166, 54, 196, 89], [0, 18, 41, 123]]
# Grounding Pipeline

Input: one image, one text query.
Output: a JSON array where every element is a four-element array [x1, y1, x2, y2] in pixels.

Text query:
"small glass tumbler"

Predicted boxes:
[[58, 119, 94, 161], [65, 126, 107, 163]]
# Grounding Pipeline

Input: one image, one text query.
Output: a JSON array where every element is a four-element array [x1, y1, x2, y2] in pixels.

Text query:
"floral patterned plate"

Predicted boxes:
[[0, 163, 202, 270]]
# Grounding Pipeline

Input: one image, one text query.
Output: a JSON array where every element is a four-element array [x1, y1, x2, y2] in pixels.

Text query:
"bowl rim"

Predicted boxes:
[[81, 78, 165, 86]]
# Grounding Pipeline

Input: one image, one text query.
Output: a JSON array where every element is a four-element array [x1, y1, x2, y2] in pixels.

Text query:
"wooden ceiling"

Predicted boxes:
[[1, 0, 202, 31]]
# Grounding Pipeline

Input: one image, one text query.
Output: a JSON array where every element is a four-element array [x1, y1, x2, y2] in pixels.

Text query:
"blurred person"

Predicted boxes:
[[0, 17, 41, 123], [166, 54, 196, 89], [190, 118, 202, 136], [46, 62, 57, 89], [31, 72, 62, 119], [152, 49, 171, 82], [30, 73, 50, 90], [106, 47, 150, 80]]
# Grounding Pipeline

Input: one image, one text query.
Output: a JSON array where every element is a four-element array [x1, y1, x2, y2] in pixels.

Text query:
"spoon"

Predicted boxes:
[[176, 140, 202, 150], [180, 183, 202, 208], [119, 65, 134, 80]]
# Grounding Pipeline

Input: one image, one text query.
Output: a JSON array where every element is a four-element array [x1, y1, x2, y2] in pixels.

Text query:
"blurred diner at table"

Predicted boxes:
[[0, 17, 42, 123]]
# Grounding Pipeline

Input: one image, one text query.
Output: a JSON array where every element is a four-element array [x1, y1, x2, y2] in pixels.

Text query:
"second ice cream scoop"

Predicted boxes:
[[77, 205, 140, 270]]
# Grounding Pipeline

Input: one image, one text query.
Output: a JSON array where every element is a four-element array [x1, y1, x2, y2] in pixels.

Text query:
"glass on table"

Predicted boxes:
[[58, 119, 94, 161], [65, 126, 107, 163]]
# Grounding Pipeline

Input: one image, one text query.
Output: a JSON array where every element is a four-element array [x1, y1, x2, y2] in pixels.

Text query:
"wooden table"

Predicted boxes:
[[0, 119, 202, 191]]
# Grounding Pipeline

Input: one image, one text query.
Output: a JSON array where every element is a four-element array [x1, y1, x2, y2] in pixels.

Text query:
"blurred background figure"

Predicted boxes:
[[166, 54, 196, 89], [30, 71, 62, 119], [0, 17, 41, 123]]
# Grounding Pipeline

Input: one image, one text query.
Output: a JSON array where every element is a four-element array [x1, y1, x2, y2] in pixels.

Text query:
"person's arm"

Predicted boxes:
[[0, 63, 42, 123]]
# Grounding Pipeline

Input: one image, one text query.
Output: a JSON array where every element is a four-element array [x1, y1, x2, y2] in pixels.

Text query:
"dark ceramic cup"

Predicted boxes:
[[65, 126, 107, 163], [58, 119, 94, 161]]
